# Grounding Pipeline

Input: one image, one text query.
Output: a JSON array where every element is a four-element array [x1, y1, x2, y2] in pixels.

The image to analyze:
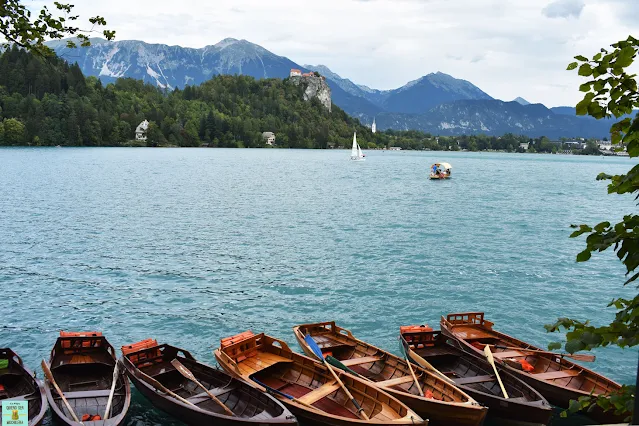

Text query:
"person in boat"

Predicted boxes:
[[445, 168, 451, 176]]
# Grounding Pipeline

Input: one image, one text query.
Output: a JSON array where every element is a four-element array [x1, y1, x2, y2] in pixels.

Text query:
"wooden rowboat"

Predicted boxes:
[[400, 326, 553, 426], [42, 331, 131, 426], [0, 348, 47, 426], [440, 312, 627, 423], [215, 331, 427, 426], [121, 339, 297, 426], [293, 322, 486, 426]]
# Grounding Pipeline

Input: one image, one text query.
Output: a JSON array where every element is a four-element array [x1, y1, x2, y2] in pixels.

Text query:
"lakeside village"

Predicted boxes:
[[133, 117, 628, 157]]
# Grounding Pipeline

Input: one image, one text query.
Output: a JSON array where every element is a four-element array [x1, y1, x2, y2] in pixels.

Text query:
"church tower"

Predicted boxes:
[[371, 117, 377, 134]]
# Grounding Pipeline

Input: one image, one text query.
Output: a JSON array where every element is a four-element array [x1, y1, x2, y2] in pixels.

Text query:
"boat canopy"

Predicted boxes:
[[440, 162, 452, 169]]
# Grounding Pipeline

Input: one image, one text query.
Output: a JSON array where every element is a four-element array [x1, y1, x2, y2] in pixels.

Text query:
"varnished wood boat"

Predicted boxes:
[[42, 331, 131, 426], [293, 322, 486, 426], [441, 312, 627, 423], [400, 326, 553, 426], [215, 331, 427, 426], [121, 339, 297, 426], [0, 348, 47, 426]]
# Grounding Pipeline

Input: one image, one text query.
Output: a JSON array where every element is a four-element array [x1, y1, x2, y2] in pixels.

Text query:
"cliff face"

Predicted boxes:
[[290, 75, 332, 112]]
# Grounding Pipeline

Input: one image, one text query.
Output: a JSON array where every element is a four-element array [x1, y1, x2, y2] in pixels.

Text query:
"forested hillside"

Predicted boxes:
[[0, 46, 374, 148], [0, 47, 607, 153]]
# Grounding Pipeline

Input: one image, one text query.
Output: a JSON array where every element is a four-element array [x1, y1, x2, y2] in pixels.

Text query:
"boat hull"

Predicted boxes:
[[405, 350, 551, 426], [215, 358, 419, 426], [387, 390, 485, 426], [293, 323, 486, 426], [43, 334, 131, 426], [512, 371, 624, 424], [122, 342, 296, 426], [215, 332, 426, 426], [124, 359, 294, 426], [440, 312, 627, 424], [0, 349, 48, 426]]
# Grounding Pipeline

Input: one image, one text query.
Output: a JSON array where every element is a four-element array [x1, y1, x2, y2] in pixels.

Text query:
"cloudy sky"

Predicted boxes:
[[35, 0, 639, 106]]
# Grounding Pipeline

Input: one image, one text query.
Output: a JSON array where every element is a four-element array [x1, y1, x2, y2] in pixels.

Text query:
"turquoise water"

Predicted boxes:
[[0, 148, 636, 425]]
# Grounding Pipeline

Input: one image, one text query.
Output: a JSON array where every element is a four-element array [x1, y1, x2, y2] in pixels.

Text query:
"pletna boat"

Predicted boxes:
[[400, 325, 552, 426], [441, 312, 627, 423], [429, 163, 451, 179], [42, 331, 131, 425], [215, 331, 426, 426], [121, 339, 297, 426], [0, 348, 47, 426], [293, 322, 486, 426]]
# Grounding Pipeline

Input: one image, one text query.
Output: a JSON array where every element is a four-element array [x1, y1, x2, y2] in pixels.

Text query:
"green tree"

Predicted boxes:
[[0, 1, 114, 56], [2, 118, 25, 145], [546, 36, 638, 421]]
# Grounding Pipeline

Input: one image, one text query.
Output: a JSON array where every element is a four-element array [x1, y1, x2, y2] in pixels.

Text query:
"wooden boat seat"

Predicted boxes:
[[340, 356, 381, 367], [313, 335, 355, 351], [452, 375, 495, 385], [376, 376, 414, 387], [452, 326, 496, 340], [533, 370, 580, 380], [237, 353, 292, 377], [492, 351, 524, 359], [188, 386, 238, 404], [57, 389, 123, 399], [416, 346, 458, 358], [297, 381, 340, 405]]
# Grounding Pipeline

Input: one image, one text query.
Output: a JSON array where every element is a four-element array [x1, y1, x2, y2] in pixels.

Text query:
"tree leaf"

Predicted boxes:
[[576, 250, 592, 262], [567, 62, 578, 71], [548, 341, 562, 350], [578, 64, 593, 76]]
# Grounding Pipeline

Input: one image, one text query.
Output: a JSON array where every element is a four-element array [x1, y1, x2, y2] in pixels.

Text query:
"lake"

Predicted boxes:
[[0, 147, 636, 425]]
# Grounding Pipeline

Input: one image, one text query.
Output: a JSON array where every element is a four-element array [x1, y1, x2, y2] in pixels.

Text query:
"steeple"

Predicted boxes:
[[371, 117, 376, 134]]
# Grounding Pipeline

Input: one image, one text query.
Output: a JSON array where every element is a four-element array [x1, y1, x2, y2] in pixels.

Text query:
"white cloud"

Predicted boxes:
[[542, 0, 585, 18], [28, 0, 639, 107]]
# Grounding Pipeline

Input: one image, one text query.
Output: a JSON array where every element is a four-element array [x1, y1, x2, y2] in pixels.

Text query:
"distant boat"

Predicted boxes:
[[350, 132, 365, 161], [55, 145, 61, 148], [429, 163, 451, 179]]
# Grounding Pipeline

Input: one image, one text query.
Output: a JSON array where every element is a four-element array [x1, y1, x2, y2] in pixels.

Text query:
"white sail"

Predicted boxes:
[[351, 132, 358, 158], [350, 131, 365, 161]]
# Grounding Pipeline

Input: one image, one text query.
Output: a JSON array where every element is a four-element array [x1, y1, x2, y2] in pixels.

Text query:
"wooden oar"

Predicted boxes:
[[305, 335, 370, 420], [326, 356, 373, 382], [489, 345, 595, 362], [404, 355, 425, 397], [170, 359, 235, 416], [402, 344, 457, 386], [41, 360, 84, 425], [138, 369, 196, 406], [103, 360, 120, 419], [483, 346, 509, 399]]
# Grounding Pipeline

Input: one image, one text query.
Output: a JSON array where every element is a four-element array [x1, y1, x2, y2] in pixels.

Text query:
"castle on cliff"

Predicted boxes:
[[290, 69, 326, 80]]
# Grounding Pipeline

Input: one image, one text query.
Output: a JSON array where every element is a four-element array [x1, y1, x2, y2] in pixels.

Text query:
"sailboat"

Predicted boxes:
[[350, 132, 365, 161]]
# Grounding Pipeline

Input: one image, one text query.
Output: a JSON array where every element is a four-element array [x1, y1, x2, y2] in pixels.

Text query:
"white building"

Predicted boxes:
[[135, 120, 149, 141], [262, 132, 276, 146], [598, 140, 613, 151], [290, 68, 302, 77], [519, 142, 529, 150], [371, 118, 376, 134]]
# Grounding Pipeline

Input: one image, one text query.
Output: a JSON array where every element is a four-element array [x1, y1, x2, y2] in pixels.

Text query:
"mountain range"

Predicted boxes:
[[46, 37, 620, 138]]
